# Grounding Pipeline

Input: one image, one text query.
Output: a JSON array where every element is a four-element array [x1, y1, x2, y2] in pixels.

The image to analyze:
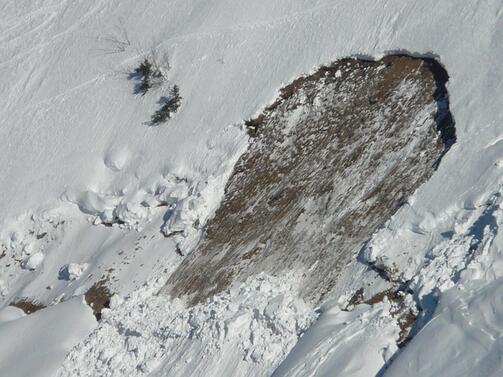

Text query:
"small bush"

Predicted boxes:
[[98, 18, 131, 54], [151, 85, 182, 125]]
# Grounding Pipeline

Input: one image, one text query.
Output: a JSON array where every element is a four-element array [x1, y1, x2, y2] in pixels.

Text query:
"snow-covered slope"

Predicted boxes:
[[1, 0, 503, 376], [0, 297, 95, 377]]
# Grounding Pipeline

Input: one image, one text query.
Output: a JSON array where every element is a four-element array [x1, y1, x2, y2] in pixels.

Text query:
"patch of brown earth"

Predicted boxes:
[[342, 286, 417, 346], [10, 298, 46, 314], [84, 279, 111, 320], [163, 55, 455, 306]]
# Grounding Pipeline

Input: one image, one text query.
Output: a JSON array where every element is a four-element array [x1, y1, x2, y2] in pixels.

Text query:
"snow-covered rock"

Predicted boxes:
[[0, 298, 96, 377]]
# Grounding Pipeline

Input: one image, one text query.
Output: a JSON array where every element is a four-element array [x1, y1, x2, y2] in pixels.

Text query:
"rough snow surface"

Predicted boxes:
[[1, 0, 503, 376], [58, 274, 316, 377]]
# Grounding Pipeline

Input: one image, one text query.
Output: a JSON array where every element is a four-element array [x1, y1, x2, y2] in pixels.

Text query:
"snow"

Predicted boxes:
[[0, 0, 503, 376], [273, 301, 399, 377], [0, 297, 96, 377], [0, 306, 25, 325], [58, 274, 315, 377], [23, 251, 45, 271], [59, 263, 88, 281], [386, 279, 503, 377]]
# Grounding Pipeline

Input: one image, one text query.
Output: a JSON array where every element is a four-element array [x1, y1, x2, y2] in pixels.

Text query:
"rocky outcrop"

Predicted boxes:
[[163, 55, 455, 305]]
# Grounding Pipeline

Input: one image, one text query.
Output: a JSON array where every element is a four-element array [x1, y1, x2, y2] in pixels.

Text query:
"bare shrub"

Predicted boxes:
[[97, 18, 131, 55]]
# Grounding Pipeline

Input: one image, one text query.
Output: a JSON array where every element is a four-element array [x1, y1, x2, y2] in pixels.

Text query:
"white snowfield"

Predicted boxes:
[[0, 0, 503, 376]]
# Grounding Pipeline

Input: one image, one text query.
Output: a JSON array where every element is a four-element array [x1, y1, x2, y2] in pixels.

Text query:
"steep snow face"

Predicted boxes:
[[268, 177, 503, 376], [0, 297, 95, 377], [164, 55, 453, 305], [386, 279, 503, 377], [272, 302, 400, 377]]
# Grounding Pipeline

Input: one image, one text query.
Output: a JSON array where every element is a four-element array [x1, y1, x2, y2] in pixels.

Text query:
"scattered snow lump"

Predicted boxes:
[[58, 273, 317, 377], [0, 279, 7, 297], [103, 147, 130, 172], [59, 263, 89, 281], [22, 252, 44, 271], [62, 172, 225, 242]]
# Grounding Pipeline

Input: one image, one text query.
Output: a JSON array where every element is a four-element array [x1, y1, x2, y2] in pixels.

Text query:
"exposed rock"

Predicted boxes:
[[163, 55, 455, 305], [9, 299, 46, 315], [84, 280, 111, 320]]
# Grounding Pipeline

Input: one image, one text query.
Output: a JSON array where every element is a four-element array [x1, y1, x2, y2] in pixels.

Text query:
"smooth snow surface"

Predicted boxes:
[[0, 306, 25, 325], [386, 279, 503, 377], [273, 302, 399, 377], [1, 0, 503, 376], [0, 297, 96, 377]]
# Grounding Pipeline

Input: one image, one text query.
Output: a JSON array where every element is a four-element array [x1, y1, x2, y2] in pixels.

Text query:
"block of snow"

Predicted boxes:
[[23, 242, 35, 255], [0, 279, 7, 296], [59, 263, 89, 281], [104, 147, 129, 172], [23, 252, 44, 270]]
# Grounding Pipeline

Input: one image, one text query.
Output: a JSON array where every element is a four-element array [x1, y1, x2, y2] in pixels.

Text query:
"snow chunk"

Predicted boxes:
[[23, 252, 44, 270], [104, 147, 130, 172], [59, 263, 89, 281], [0, 279, 7, 297]]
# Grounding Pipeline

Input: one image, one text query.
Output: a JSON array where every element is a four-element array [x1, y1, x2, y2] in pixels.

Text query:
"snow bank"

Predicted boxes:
[[0, 306, 25, 325], [385, 279, 503, 377], [0, 297, 96, 377], [273, 301, 398, 377]]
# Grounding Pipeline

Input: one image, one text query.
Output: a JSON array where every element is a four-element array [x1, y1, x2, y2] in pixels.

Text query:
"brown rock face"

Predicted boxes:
[[163, 55, 455, 305]]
